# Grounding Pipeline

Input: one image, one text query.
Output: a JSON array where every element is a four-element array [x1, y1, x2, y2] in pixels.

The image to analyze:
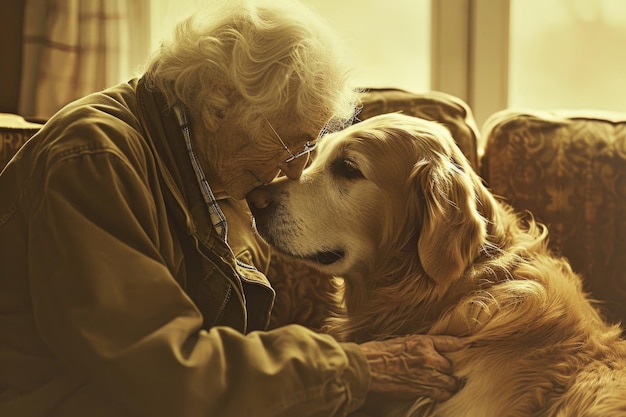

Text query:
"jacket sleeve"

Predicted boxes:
[[27, 146, 370, 416]]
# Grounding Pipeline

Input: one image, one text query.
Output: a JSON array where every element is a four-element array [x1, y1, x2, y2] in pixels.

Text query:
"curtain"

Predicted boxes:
[[19, 0, 149, 120]]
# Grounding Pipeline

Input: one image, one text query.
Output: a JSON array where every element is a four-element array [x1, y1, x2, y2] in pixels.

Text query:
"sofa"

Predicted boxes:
[[481, 107, 626, 329], [2, 87, 625, 332]]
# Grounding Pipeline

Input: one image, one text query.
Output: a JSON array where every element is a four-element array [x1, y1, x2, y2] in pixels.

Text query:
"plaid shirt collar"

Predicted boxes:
[[173, 106, 228, 243]]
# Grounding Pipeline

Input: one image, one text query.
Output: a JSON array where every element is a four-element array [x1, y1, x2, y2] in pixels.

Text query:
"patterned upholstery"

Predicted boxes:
[[481, 109, 626, 327]]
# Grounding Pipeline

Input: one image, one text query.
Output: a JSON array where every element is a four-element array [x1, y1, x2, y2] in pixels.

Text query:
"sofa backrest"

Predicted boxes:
[[481, 109, 626, 327]]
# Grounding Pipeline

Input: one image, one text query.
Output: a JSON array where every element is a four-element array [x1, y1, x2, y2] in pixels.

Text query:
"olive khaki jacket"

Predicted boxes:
[[0, 78, 369, 416]]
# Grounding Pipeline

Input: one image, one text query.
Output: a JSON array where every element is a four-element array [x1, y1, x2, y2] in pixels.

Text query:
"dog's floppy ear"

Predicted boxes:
[[411, 155, 487, 282]]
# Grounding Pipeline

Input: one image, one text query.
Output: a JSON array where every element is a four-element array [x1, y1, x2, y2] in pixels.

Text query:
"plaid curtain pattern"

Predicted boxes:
[[19, 0, 149, 119]]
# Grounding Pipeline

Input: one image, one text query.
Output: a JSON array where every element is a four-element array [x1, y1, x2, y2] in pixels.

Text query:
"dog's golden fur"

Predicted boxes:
[[247, 113, 626, 416]]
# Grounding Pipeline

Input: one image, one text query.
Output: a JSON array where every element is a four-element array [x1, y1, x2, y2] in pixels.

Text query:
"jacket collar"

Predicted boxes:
[[134, 77, 218, 243], [134, 77, 275, 331]]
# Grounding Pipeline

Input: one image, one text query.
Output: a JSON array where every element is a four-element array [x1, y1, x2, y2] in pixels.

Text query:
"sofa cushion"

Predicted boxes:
[[481, 109, 626, 327]]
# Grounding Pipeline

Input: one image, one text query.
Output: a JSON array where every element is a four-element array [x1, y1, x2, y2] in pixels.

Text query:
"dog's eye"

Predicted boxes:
[[332, 158, 364, 180]]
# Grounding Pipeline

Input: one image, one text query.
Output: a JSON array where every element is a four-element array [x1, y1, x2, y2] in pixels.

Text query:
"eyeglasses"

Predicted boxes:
[[265, 118, 318, 164]]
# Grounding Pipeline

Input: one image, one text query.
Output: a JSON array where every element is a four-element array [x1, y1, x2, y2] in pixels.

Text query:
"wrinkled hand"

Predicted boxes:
[[359, 334, 465, 402]]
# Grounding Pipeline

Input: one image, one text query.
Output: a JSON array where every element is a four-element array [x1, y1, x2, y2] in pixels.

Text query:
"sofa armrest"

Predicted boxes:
[[0, 113, 43, 170]]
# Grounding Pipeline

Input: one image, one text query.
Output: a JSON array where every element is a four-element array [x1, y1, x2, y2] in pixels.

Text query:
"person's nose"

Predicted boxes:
[[246, 186, 271, 210], [278, 154, 309, 180]]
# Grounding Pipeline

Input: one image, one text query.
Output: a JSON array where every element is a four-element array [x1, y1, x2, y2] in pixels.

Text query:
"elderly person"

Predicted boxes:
[[0, 1, 462, 416]]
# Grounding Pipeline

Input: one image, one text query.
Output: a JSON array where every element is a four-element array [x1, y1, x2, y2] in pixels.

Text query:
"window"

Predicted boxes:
[[146, 0, 432, 93], [509, 0, 626, 112], [148, 0, 200, 54], [434, 0, 626, 125], [303, 0, 431, 93], [141, 0, 626, 126]]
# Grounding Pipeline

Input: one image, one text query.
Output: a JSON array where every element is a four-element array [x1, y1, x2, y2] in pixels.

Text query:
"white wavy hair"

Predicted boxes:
[[143, 0, 359, 135]]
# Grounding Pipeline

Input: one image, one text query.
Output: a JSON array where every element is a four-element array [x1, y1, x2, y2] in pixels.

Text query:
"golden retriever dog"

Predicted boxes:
[[246, 113, 626, 416]]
